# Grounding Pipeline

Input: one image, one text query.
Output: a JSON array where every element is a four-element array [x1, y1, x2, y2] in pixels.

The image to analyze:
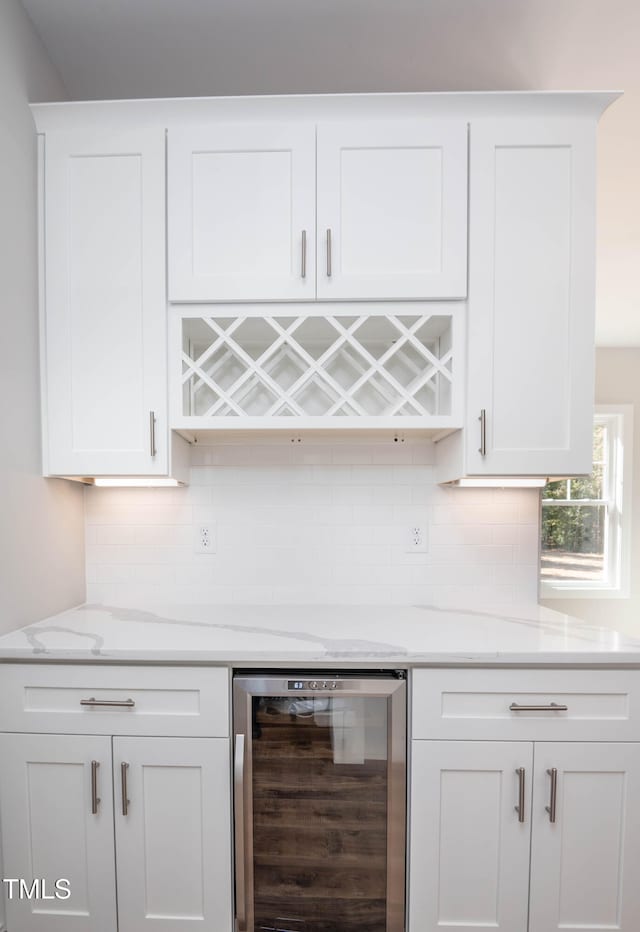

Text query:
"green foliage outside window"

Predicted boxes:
[[541, 503, 605, 554], [541, 423, 607, 567]]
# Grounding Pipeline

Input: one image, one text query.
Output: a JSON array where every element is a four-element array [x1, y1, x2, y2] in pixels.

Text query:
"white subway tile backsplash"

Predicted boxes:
[[293, 444, 335, 465], [491, 525, 525, 546], [472, 545, 515, 565], [132, 526, 192, 547], [518, 495, 542, 523], [429, 524, 495, 547], [330, 444, 376, 465], [84, 439, 541, 607]]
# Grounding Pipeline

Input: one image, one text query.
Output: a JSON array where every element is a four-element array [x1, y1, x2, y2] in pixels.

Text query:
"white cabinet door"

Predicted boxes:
[[409, 741, 532, 932], [168, 124, 315, 302], [465, 119, 596, 476], [113, 736, 233, 932], [530, 743, 640, 931], [317, 121, 467, 300], [0, 733, 116, 932], [44, 128, 168, 477]]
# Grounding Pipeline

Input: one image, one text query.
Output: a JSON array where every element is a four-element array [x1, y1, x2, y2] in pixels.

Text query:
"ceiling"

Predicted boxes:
[[20, 0, 640, 346]]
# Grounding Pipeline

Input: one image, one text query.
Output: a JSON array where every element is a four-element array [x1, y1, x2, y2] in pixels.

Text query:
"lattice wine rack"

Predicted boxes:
[[172, 307, 461, 430]]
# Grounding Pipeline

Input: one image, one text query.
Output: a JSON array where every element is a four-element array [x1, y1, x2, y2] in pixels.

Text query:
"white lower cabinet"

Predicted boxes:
[[409, 741, 532, 932], [529, 742, 640, 931], [410, 740, 640, 932], [0, 734, 117, 932], [0, 734, 232, 932], [113, 736, 232, 932]]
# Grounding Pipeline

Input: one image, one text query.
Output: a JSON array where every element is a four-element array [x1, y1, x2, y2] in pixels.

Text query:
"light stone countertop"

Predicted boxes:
[[0, 602, 639, 666]]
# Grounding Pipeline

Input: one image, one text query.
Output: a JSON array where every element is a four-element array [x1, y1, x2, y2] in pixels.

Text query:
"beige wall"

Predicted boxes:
[[0, 0, 85, 636], [541, 348, 640, 637]]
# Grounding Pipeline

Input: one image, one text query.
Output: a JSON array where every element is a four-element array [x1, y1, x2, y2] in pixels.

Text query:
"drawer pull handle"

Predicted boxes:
[[326, 228, 332, 278], [509, 702, 568, 712], [91, 760, 100, 815], [80, 697, 135, 709], [546, 767, 558, 823], [121, 762, 130, 816], [515, 767, 526, 823]]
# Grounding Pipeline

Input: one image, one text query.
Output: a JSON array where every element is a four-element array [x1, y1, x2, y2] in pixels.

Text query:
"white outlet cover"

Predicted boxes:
[[194, 524, 216, 554], [405, 525, 428, 553]]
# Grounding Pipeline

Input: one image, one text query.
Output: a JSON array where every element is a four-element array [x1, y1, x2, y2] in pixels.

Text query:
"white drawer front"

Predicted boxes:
[[0, 665, 229, 737], [412, 669, 640, 741]]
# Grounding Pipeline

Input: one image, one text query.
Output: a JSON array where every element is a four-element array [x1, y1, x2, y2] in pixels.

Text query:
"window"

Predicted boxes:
[[540, 405, 633, 598]]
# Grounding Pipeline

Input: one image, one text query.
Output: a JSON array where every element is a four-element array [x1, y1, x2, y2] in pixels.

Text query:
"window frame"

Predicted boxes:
[[540, 404, 633, 599]]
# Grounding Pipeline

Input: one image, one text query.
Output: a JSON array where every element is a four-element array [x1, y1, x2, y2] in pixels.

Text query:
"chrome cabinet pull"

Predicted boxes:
[[80, 697, 135, 709], [326, 228, 332, 277], [509, 702, 568, 713], [478, 408, 487, 456], [91, 760, 100, 815], [515, 767, 525, 823], [149, 410, 156, 458], [301, 230, 307, 279], [546, 768, 558, 823], [234, 734, 247, 932], [121, 762, 130, 816]]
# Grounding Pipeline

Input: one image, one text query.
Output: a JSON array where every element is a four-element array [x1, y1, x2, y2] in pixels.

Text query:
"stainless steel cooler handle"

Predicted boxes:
[[234, 734, 247, 932]]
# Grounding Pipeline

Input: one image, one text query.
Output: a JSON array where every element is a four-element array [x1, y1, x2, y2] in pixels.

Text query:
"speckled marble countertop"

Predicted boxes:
[[0, 602, 639, 666]]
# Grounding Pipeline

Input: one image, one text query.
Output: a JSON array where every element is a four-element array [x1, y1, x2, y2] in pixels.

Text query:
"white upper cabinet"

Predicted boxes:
[[31, 94, 613, 463], [317, 121, 468, 300], [168, 124, 316, 302], [438, 118, 596, 480], [168, 119, 468, 303], [468, 120, 596, 477], [43, 128, 176, 478]]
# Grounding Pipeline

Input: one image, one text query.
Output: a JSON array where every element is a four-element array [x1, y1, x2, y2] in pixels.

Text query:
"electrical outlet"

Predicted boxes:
[[406, 525, 428, 553], [194, 524, 216, 554]]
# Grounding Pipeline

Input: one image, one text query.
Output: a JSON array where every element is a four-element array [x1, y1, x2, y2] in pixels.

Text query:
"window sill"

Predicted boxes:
[[540, 581, 630, 600]]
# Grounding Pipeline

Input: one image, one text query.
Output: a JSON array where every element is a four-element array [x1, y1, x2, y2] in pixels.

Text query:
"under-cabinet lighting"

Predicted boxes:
[[445, 477, 547, 488], [89, 477, 183, 487]]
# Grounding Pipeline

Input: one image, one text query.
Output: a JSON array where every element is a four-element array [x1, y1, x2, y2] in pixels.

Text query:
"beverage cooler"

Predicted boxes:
[[232, 672, 407, 932]]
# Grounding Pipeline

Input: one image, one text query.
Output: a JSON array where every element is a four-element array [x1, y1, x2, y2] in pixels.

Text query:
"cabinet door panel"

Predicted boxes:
[[466, 119, 595, 475], [168, 124, 315, 301], [409, 741, 532, 932], [530, 743, 640, 931], [44, 128, 167, 476], [317, 121, 467, 299], [113, 736, 232, 932], [0, 733, 116, 932]]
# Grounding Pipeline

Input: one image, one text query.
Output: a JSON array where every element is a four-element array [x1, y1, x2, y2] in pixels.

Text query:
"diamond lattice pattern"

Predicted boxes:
[[181, 313, 453, 419]]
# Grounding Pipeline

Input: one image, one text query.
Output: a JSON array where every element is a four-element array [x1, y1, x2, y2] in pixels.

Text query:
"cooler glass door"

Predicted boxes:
[[233, 674, 406, 932]]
